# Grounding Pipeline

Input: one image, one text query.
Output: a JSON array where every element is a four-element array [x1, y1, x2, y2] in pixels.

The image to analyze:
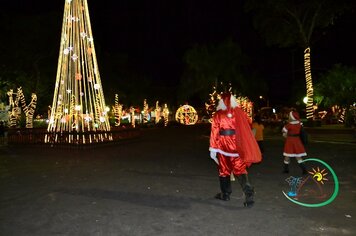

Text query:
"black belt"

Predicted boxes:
[[219, 129, 236, 136], [287, 134, 299, 137]]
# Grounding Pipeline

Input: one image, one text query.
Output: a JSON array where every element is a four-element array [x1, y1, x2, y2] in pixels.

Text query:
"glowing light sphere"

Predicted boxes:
[[175, 105, 198, 125]]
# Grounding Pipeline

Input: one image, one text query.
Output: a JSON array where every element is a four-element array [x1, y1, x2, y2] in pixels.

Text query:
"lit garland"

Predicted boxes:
[[162, 103, 169, 127], [304, 47, 314, 120], [205, 85, 253, 122], [236, 96, 253, 122], [205, 86, 218, 123], [45, 0, 111, 144], [17, 87, 37, 129], [175, 104, 198, 125], [154, 101, 162, 124]]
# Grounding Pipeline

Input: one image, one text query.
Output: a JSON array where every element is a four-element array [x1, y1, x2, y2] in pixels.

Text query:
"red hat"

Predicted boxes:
[[289, 111, 300, 121]]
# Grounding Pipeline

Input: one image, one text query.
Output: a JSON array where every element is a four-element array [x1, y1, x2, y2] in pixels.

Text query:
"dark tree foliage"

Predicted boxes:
[[315, 64, 356, 108], [178, 39, 267, 106]]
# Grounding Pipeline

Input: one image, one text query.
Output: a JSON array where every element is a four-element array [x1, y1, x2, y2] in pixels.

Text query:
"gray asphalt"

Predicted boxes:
[[0, 125, 355, 236]]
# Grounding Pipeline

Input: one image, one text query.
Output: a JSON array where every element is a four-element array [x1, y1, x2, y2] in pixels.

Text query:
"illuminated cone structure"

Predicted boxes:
[[46, 0, 111, 144]]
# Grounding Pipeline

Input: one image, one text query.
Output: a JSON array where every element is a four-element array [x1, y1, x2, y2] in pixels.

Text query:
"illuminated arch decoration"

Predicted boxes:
[[45, 0, 111, 144], [175, 104, 198, 125], [162, 103, 169, 127], [304, 47, 314, 120], [282, 158, 339, 207]]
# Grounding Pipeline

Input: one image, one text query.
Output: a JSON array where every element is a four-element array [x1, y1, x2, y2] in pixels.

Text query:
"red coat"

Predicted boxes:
[[209, 107, 262, 166], [282, 122, 307, 157]]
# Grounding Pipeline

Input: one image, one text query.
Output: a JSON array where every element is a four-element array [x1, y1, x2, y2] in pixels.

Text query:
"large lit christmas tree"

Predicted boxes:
[[46, 0, 111, 144]]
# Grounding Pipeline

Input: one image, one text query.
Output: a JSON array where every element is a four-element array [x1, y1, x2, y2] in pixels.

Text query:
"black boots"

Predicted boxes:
[[215, 174, 255, 207], [215, 176, 232, 201], [299, 163, 308, 175], [283, 163, 307, 175], [237, 174, 255, 207], [283, 163, 289, 173]]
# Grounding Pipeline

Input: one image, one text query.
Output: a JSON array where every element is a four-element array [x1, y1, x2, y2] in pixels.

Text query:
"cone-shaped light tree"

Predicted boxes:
[[46, 0, 111, 144]]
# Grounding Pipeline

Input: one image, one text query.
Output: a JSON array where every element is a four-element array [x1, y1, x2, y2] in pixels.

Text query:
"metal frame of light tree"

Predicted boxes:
[[45, 0, 111, 144], [304, 47, 314, 120]]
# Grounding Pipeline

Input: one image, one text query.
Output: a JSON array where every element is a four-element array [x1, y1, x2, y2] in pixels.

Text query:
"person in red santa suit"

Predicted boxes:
[[209, 93, 262, 207], [282, 111, 307, 174]]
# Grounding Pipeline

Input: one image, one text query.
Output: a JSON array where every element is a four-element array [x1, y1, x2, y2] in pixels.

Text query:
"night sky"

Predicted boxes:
[[1, 0, 356, 106]]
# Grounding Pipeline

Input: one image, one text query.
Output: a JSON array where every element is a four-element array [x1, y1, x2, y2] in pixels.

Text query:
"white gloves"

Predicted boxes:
[[210, 151, 219, 165]]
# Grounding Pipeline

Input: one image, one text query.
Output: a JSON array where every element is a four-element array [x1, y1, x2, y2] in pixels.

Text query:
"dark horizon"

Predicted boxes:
[[1, 0, 355, 109]]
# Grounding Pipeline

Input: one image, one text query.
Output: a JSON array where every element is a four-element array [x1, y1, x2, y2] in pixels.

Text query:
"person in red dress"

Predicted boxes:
[[209, 93, 262, 207], [282, 111, 307, 174]]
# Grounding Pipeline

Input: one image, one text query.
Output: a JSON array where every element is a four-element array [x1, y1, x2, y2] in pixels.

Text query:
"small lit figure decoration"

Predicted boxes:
[[162, 103, 169, 127], [154, 101, 162, 124], [17, 88, 37, 128], [338, 108, 346, 123], [113, 94, 123, 127], [7, 89, 21, 128], [175, 104, 198, 125], [45, 0, 111, 144], [142, 99, 149, 123], [130, 106, 136, 128]]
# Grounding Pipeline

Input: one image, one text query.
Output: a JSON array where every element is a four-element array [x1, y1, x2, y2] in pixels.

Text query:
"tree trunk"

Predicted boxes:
[[304, 47, 314, 121]]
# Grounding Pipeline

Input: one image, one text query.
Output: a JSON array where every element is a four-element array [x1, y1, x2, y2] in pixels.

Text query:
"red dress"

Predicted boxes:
[[282, 122, 307, 157]]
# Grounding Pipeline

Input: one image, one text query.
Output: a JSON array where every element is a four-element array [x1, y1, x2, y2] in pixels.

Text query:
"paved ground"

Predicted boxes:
[[0, 125, 355, 236]]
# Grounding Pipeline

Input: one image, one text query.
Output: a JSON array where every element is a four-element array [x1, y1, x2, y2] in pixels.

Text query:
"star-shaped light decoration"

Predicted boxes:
[[63, 48, 70, 55], [71, 54, 78, 61], [80, 32, 87, 39], [66, 89, 72, 94], [94, 84, 100, 90]]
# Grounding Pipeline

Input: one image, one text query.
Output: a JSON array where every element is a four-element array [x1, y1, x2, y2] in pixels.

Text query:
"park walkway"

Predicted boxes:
[[0, 125, 355, 235]]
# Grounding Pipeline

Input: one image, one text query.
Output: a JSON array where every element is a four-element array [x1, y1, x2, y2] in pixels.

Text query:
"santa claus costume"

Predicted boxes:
[[209, 93, 262, 207], [282, 111, 307, 174]]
